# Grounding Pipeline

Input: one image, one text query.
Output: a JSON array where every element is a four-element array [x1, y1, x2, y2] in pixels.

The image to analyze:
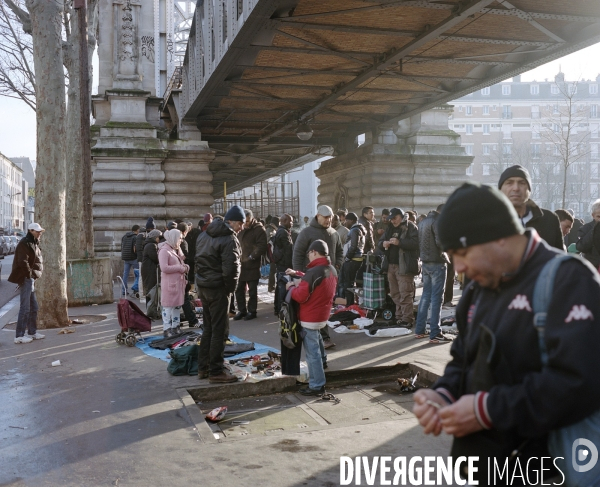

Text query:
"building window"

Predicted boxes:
[[502, 105, 512, 119], [592, 164, 599, 178], [464, 145, 473, 155], [530, 84, 539, 95], [592, 124, 599, 138], [483, 105, 490, 115], [481, 87, 490, 95], [592, 184, 599, 199], [466, 105, 472, 115], [592, 144, 599, 159], [493, 105, 497, 111], [553, 123, 560, 133], [551, 84, 560, 95], [532, 143, 541, 158], [591, 105, 598, 118], [503, 144, 512, 155], [591, 84, 599, 95], [553, 164, 560, 175], [482, 164, 491, 176], [553, 104, 559, 114], [502, 85, 511, 95], [532, 124, 540, 139], [568, 83, 577, 95], [531, 105, 540, 119], [466, 164, 473, 176], [466, 124, 473, 135], [482, 124, 490, 135], [554, 145, 561, 156], [458, 106, 463, 112], [483, 145, 491, 155]]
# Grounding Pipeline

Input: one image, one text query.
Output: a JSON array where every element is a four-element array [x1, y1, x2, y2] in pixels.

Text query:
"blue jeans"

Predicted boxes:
[[16, 278, 38, 338], [415, 263, 447, 339], [132, 269, 140, 292], [302, 328, 327, 390], [122, 259, 138, 294]]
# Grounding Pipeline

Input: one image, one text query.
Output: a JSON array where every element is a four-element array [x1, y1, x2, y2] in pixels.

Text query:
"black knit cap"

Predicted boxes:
[[308, 239, 329, 256], [438, 182, 524, 251], [498, 164, 532, 191], [345, 212, 358, 222]]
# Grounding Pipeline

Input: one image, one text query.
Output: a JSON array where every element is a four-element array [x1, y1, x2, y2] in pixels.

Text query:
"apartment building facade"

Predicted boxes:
[[450, 72, 600, 218], [0, 153, 26, 233]]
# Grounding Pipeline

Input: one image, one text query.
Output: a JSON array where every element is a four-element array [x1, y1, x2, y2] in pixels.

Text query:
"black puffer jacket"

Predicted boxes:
[[344, 223, 366, 260], [357, 216, 375, 254], [397, 220, 420, 276], [238, 220, 267, 281], [135, 232, 146, 263], [121, 231, 137, 261], [576, 220, 600, 268], [274, 225, 293, 272], [522, 200, 563, 251], [185, 227, 201, 280], [292, 217, 343, 271], [141, 237, 159, 293], [195, 218, 241, 293], [8, 232, 43, 286], [418, 211, 447, 264]]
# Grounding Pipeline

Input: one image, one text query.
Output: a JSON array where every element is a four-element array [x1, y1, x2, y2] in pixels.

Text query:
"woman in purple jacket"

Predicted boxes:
[[158, 229, 189, 337]]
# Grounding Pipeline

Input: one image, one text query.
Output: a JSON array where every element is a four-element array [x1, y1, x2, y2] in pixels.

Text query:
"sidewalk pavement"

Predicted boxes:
[[0, 284, 460, 487]]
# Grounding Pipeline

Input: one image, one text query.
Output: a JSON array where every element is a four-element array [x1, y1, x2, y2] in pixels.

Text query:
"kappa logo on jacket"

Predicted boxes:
[[508, 294, 532, 312], [565, 305, 594, 323]]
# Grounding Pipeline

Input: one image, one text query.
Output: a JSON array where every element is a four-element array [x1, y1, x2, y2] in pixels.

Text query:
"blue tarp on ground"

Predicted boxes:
[[135, 334, 279, 363]]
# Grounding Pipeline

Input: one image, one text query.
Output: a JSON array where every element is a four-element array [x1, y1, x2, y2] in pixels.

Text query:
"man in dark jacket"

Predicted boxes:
[[414, 183, 600, 484], [415, 205, 451, 343], [141, 229, 161, 305], [287, 240, 338, 396], [357, 206, 375, 254], [9, 223, 45, 344], [380, 208, 419, 327], [373, 208, 390, 244], [337, 212, 365, 305], [234, 209, 267, 321], [498, 165, 563, 250], [195, 206, 243, 383], [273, 214, 294, 315], [576, 200, 600, 268], [184, 221, 201, 284], [121, 224, 140, 296], [292, 205, 343, 349]]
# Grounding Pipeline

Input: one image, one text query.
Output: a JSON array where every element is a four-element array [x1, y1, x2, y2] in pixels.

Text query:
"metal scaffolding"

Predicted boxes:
[[212, 181, 300, 220]]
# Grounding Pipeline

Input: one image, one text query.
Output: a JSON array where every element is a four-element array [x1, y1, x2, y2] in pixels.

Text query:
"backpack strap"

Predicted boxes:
[[532, 254, 575, 367]]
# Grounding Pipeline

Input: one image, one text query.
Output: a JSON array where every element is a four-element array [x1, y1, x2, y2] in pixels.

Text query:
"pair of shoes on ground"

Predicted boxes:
[[415, 333, 453, 344], [233, 312, 257, 321], [163, 326, 182, 338], [323, 339, 336, 349], [395, 320, 413, 328], [14, 332, 45, 344], [299, 385, 325, 396], [442, 301, 456, 309], [198, 370, 238, 383]]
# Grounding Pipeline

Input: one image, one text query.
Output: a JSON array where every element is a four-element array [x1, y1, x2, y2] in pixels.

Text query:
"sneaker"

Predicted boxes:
[[163, 329, 173, 338], [209, 371, 238, 383], [172, 325, 181, 335], [29, 332, 45, 340], [323, 339, 336, 349], [233, 312, 247, 321], [14, 336, 33, 344], [299, 386, 325, 396], [243, 312, 257, 321], [429, 334, 453, 344], [442, 302, 456, 309]]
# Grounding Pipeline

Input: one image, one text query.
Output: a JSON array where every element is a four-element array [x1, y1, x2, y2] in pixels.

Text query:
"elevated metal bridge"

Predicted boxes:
[[162, 0, 600, 195]]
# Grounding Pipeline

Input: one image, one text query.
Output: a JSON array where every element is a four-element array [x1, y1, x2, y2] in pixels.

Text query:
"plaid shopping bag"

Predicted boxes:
[[362, 271, 386, 309]]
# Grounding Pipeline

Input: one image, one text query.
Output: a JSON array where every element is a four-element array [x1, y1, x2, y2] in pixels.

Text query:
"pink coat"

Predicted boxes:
[[158, 243, 188, 307]]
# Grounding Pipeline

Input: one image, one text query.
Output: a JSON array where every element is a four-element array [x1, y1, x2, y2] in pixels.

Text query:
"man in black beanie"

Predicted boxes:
[[413, 182, 600, 485], [498, 164, 563, 250]]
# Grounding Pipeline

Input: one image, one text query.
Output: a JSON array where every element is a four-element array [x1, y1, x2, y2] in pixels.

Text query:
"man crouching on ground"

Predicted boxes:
[[286, 240, 337, 396]]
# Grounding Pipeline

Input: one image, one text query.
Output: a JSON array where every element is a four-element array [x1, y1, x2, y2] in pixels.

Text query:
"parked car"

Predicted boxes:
[[5, 236, 16, 254], [0, 237, 9, 258], [9, 236, 19, 253]]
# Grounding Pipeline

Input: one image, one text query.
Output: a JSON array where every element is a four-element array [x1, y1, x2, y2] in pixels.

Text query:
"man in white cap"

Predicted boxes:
[[9, 223, 45, 344], [292, 204, 343, 349]]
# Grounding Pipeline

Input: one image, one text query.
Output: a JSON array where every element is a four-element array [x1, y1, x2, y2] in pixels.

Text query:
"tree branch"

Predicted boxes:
[[4, 0, 31, 34]]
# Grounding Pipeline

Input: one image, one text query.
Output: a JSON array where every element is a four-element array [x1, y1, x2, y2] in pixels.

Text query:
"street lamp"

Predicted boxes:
[[9, 191, 21, 234]]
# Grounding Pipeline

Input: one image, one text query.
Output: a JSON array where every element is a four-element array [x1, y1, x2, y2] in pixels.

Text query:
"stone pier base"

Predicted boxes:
[[315, 106, 473, 214]]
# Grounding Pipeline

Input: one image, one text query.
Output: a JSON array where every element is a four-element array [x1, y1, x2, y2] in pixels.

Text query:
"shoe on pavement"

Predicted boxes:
[[396, 321, 413, 329], [198, 370, 209, 379], [163, 329, 173, 338], [172, 325, 181, 335], [29, 332, 45, 340], [14, 336, 33, 344], [209, 371, 238, 383], [299, 386, 325, 396], [323, 339, 336, 349], [233, 312, 247, 321], [243, 312, 257, 321], [430, 334, 453, 344], [442, 302, 456, 309]]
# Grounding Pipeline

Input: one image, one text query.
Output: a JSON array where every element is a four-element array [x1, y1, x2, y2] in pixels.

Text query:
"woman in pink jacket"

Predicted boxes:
[[158, 229, 189, 337]]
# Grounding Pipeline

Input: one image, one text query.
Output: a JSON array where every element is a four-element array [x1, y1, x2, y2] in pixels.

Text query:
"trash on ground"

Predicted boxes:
[[51, 360, 61, 367], [92, 410, 101, 413], [206, 406, 227, 422], [58, 329, 75, 334]]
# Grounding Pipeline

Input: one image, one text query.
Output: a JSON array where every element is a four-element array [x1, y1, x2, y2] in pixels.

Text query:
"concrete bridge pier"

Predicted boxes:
[[315, 106, 473, 215]]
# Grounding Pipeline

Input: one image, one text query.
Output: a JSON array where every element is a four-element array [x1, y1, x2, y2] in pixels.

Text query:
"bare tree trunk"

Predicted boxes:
[[562, 167, 568, 209], [25, 0, 68, 328]]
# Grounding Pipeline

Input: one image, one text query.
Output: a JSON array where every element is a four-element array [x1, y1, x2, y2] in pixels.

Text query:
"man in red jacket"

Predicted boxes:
[[286, 240, 338, 396]]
